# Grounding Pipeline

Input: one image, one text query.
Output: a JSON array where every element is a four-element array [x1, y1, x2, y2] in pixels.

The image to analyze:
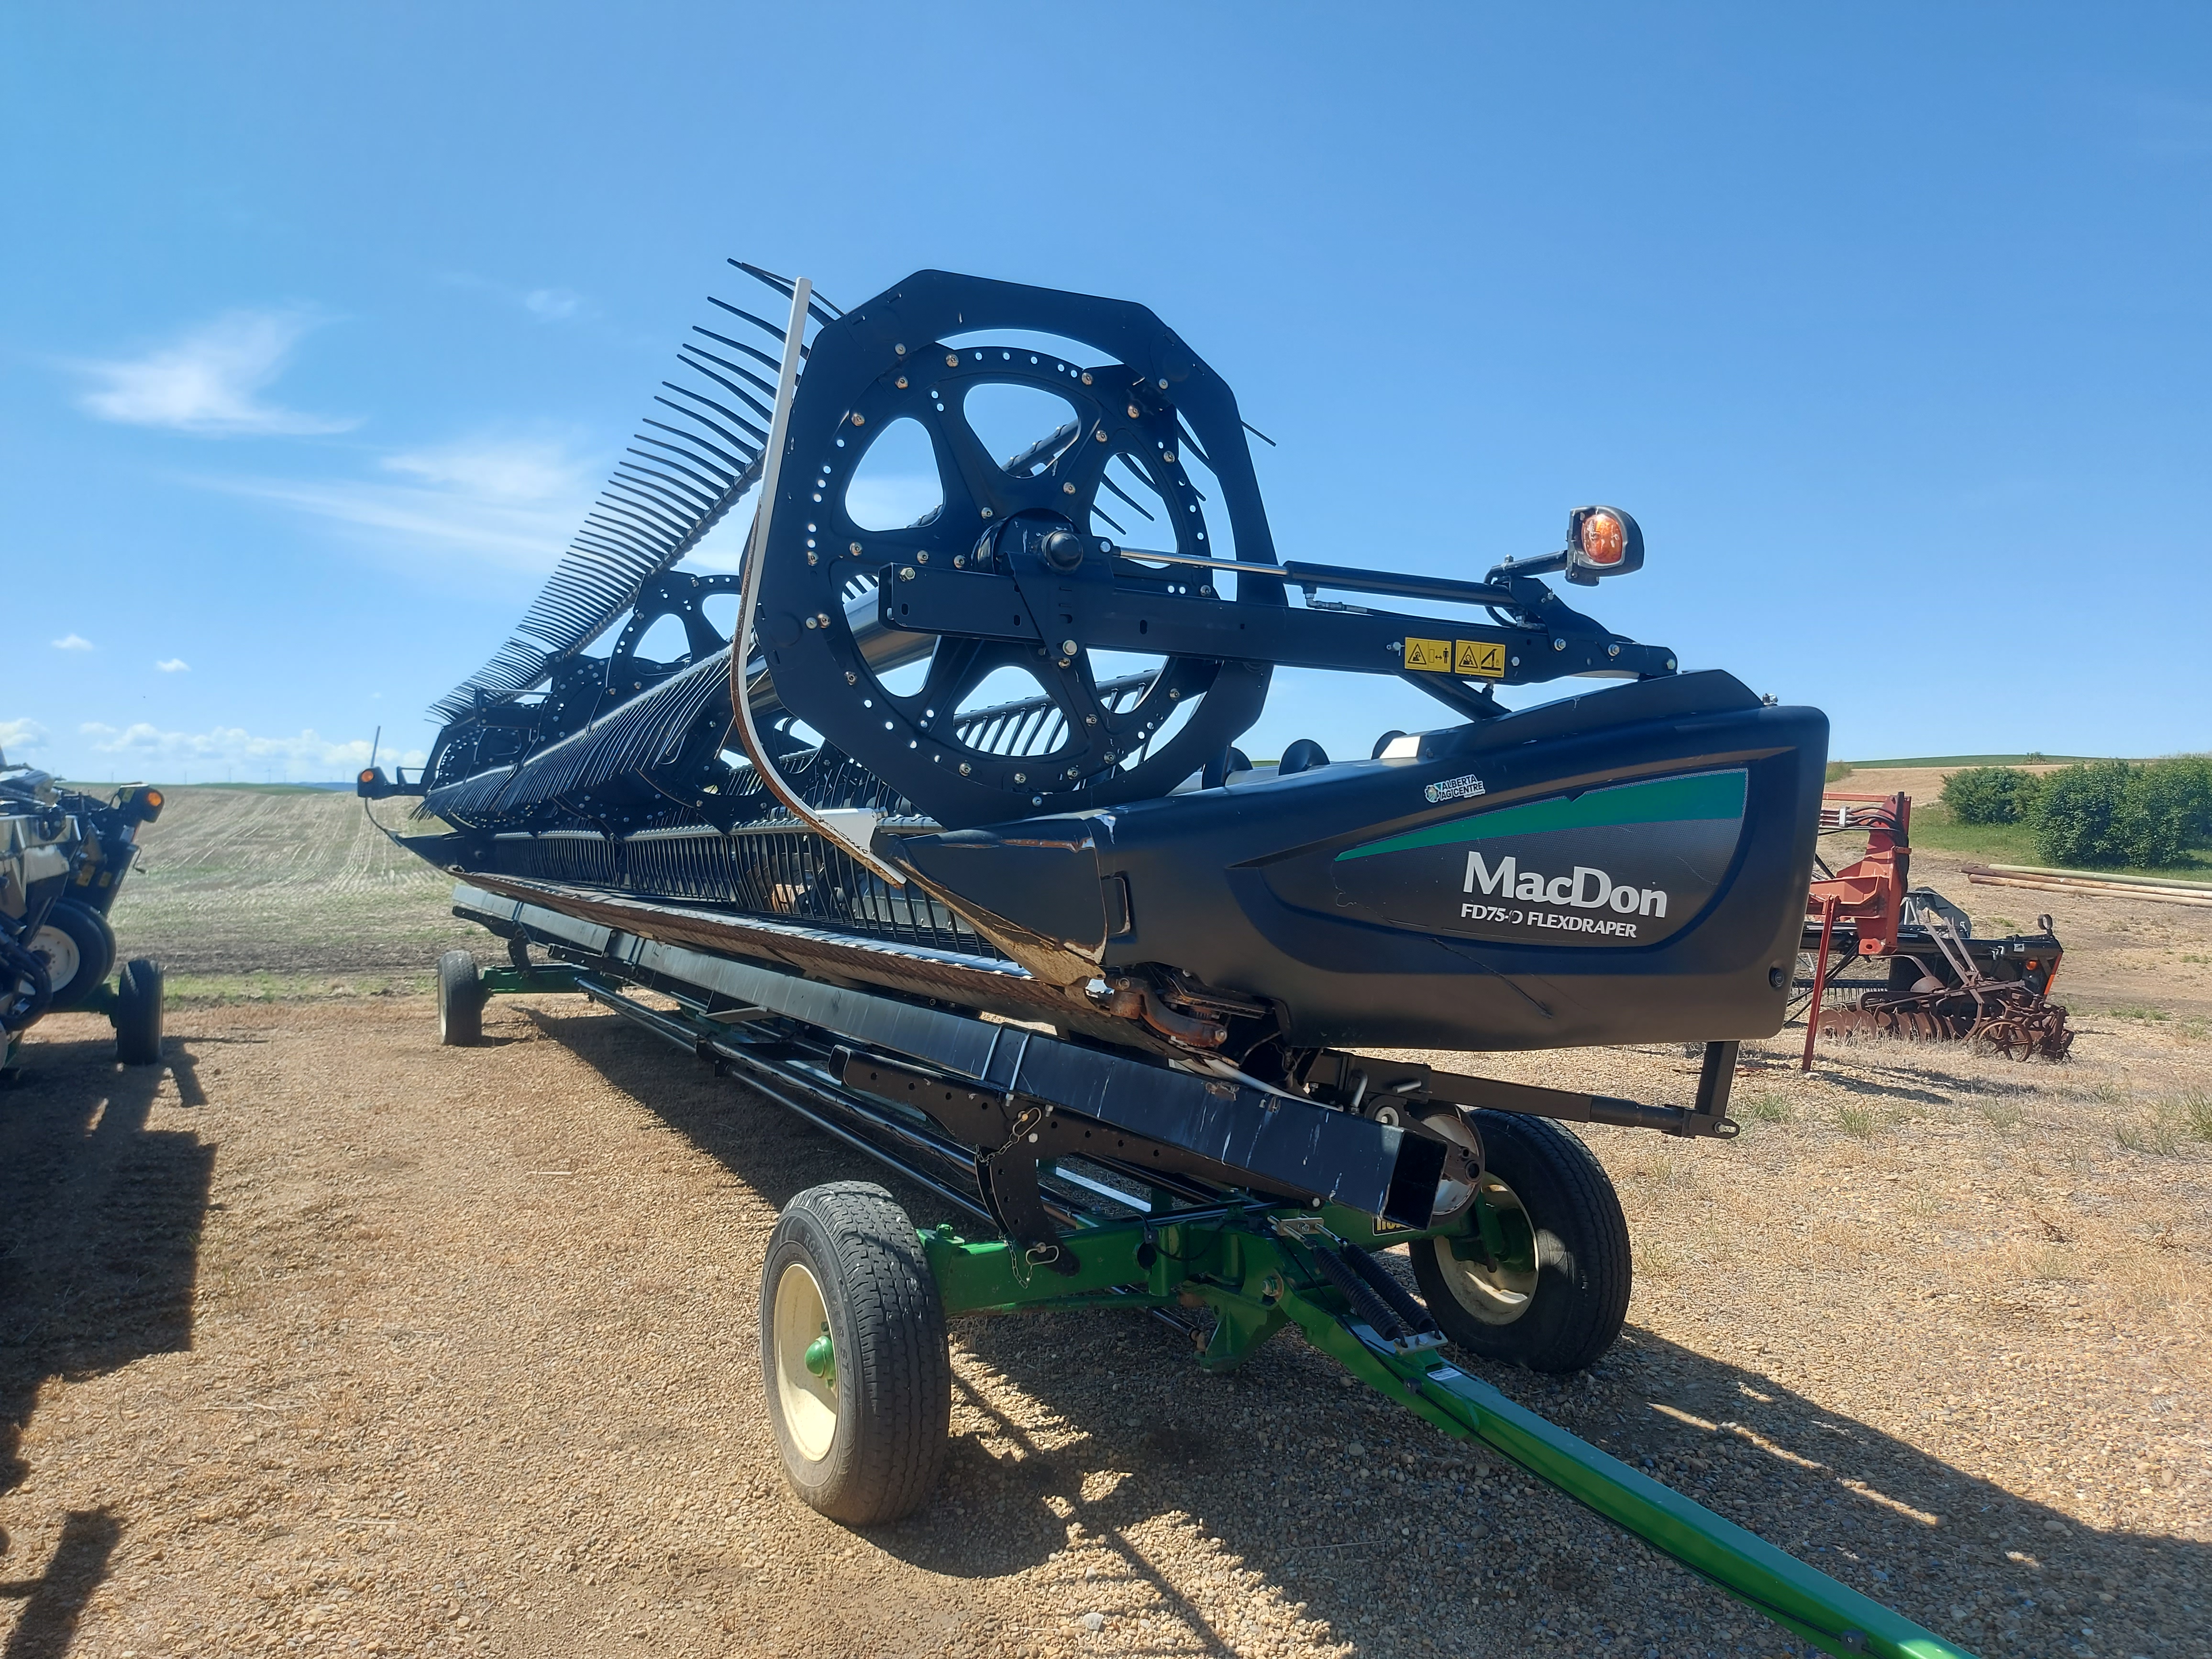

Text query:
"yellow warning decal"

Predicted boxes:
[[1454, 639, 1506, 679], [1403, 637, 1452, 672]]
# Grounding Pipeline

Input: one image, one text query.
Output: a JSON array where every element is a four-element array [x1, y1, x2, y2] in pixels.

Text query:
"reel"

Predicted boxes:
[[605, 571, 740, 698], [753, 271, 1284, 829]]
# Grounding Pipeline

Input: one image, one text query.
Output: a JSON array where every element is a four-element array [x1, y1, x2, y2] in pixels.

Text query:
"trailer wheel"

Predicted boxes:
[[1411, 1112, 1630, 1374], [114, 958, 164, 1066], [759, 1182, 949, 1525], [30, 901, 116, 1013], [436, 950, 485, 1046]]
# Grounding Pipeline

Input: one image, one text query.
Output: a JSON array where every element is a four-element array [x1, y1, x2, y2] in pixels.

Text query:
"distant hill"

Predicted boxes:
[[61, 780, 357, 794], [1839, 754, 2112, 768]]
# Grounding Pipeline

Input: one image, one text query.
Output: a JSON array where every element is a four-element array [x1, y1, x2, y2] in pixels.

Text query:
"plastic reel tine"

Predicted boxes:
[[610, 462, 702, 507], [630, 433, 735, 486], [706, 295, 787, 344], [691, 325, 783, 377], [729, 260, 844, 321], [580, 519, 664, 563], [595, 489, 687, 538], [641, 416, 752, 475], [627, 443, 729, 496], [684, 336, 781, 398], [675, 350, 776, 423], [658, 383, 768, 446], [616, 463, 713, 512], [603, 479, 693, 532], [1098, 471, 1153, 520]]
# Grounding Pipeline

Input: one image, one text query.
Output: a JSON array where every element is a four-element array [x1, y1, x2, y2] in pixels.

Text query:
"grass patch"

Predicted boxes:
[[2159, 1093, 2212, 1141], [2106, 1005, 2171, 1022], [1738, 1090, 1792, 1125], [2025, 1246, 2082, 1283], [1976, 1098, 2025, 1132], [2115, 1118, 2182, 1157], [1835, 1103, 1879, 1140]]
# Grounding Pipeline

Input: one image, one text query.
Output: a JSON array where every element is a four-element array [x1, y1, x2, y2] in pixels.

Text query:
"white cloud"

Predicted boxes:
[[155, 658, 190, 673], [200, 434, 597, 575], [52, 633, 93, 651], [382, 437, 586, 503], [442, 273, 591, 324], [77, 721, 424, 779], [1, 718, 50, 753], [74, 308, 356, 436], [522, 288, 585, 321]]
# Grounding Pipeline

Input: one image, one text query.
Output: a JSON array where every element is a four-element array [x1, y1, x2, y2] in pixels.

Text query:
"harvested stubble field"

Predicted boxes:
[[90, 785, 476, 998], [1, 781, 2208, 1659]]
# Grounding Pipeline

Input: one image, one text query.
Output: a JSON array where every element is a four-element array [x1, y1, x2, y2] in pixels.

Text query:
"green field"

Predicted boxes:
[[1837, 753, 2114, 767], [102, 784, 476, 999]]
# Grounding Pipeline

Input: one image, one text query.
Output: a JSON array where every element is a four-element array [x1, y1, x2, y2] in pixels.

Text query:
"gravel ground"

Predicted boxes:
[[3, 978, 2207, 1659]]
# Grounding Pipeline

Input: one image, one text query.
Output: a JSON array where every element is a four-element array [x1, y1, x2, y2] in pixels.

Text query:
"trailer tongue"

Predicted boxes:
[[363, 263, 1975, 1656]]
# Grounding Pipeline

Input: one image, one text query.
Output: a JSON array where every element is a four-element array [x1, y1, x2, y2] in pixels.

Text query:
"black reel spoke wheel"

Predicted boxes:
[[437, 950, 486, 1046], [759, 1182, 949, 1525], [1412, 1112, 1631, 1373], [605, 571, 741, 697], [29, 899, 116, 1014], [755, 271, 1285, 828], [113, 957, 163, 1066]]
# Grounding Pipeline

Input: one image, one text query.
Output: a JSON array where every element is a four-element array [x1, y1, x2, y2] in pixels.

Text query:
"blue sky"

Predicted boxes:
[[4, 4, 2207, 783]]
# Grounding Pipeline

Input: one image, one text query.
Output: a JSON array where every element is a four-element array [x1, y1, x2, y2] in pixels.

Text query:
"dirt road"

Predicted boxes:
[[3, 993, 2205, 1659]]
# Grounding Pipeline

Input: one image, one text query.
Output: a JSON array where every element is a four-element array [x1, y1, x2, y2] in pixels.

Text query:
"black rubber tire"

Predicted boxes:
[[114, 957, 164, 1066], [759, 1182, 949, 1525], [32, 900, 117, 1013], [1411, 1111, 1631, 1374], [436, 950, 485, 1046]]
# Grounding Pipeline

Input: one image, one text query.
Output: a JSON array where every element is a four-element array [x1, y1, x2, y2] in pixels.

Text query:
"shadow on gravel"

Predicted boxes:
[[0, 1509, 119, 1659], [537, 1007, 2208, 1659], [0, 1029, 211, 1657]]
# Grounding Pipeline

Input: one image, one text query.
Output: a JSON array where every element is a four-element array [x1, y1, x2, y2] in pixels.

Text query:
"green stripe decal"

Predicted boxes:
[[1337, 770, 1747, 862]]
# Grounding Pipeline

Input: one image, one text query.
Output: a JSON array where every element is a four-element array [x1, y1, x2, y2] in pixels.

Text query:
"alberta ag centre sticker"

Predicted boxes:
[[1423, 773, 1487, 805], [1328, 769, 1749, 948]]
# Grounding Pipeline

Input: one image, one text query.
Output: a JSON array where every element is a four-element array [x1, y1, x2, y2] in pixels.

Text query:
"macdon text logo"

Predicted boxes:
[[1462, 851, 1668, 922]]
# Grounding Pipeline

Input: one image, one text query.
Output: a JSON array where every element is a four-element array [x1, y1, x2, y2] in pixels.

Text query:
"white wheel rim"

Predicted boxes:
[[772, 1261, 838, 1463], [29, 925, 81, 994], [1433, 1174, 1540, 1326]]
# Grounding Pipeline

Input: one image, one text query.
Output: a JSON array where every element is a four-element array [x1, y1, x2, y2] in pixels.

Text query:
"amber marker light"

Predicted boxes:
[[1578, 510, 1626, 566], [143, 789, 163, 809], [359, 770, 377, 784]]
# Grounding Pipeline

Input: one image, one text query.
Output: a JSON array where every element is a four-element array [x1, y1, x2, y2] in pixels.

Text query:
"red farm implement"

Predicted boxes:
[[1798, 792, 2073, 1068]]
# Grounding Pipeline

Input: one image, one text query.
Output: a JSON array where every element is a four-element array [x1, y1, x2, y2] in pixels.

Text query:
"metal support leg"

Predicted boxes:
[[1802, 896, 1838, 1073]]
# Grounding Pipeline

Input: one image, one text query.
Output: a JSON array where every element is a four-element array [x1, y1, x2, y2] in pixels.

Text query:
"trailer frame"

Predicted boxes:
[[441, 885, 1976, 1659]]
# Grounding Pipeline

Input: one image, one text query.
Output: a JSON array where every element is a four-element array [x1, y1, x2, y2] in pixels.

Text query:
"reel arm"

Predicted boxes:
[[877, 548, 1677, 698]]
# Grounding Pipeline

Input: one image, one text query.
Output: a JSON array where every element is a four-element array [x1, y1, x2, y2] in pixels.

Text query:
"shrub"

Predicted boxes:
[[1942, 765, 2040, 824], [2028, 755, 2212, 868], [2115, 760, 2211, 869], [2031, 761, 2131, 866]]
